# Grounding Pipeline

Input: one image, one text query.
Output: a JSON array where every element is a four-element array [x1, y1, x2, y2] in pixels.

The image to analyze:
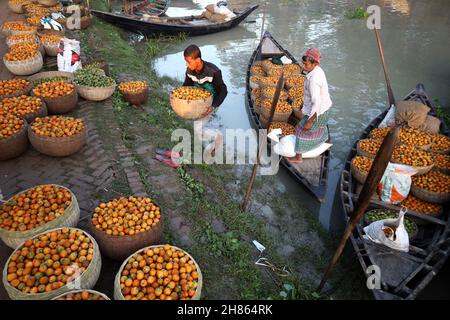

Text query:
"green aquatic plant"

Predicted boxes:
[[345, 7, 369, 19]]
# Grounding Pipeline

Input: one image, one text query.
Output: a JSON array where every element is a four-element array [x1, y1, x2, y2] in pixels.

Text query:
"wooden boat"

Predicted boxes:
[[245, 31, 331, 202], [125, 0, 171, 17], [91, 5, 259, 37], [340, 84, 450, 300]]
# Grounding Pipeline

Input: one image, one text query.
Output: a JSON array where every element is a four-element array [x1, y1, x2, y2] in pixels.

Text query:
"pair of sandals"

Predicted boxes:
[[154, 148, 181, 168]]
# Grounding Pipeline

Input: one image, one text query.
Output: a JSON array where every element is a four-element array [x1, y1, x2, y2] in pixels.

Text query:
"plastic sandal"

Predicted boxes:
[[155, 147, 181, 158], [155, 154, 181, 168]]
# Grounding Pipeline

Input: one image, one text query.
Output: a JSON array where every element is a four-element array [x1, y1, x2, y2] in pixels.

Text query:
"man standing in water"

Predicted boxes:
[[183, 44, 228, 158], [287, 48, 332, 164]]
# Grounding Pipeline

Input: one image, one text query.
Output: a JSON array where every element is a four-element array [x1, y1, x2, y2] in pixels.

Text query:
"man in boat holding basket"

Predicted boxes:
[[287, 48, 332, 164]]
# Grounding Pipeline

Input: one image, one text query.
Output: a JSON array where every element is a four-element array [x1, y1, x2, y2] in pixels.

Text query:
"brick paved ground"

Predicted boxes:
[[0, 2, 148, 299]]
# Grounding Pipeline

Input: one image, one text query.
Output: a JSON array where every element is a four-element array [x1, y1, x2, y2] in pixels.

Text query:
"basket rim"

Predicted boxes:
[[28, 125, 86, 143], [114, 244, 203, 300], [3, 51, 42, 65], [28, 71, 74, 84], [14, 99, 47, 123], [0, 184, 78, 237], [74, 82, 116, 91], [89, 200, 163, 241], [0, 120, 27, 144], [169, 86, 213, 103], [118, 84, 149, 96], [2, 226, 99, 298], [411, 183, 450, 197], [52, 289, 110, 300]]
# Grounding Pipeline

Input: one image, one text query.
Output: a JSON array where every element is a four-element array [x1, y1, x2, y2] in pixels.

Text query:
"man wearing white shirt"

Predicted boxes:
[[287, 48, 332, 164]]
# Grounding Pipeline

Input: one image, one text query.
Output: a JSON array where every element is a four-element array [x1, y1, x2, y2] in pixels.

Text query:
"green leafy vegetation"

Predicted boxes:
[[345, 7, 369, 19]]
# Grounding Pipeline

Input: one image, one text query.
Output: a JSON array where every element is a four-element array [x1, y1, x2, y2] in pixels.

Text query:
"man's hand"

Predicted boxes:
[[199, 106, 213, 119], [303, 119, 313, 131], [303, 113, 317, 131]]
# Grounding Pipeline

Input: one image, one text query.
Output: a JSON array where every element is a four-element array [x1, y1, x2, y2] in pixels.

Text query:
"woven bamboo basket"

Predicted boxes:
[[9, 28, 38, 36], [28, 70, 74, 85], [391, 160, 434, 176], [52, 289, 111, 300], [37, 29, 64, 37], [0, 124, 29, 161], [42, 41, 59, 56], [114, 245, 203, 300], [259, 114, 269, 129], [36, 90, 78, 115], [285, 83, 304, 91], [260, 105, 292, 123], [356, 143, 376, 159], [249, 79, 259, 90], [292, 106, 304, 119], [410, 184, 450, 204], [19, 100, 48, 123], [120, 86, 149, 106], [2, 227, 101, 300], [0, 185, 80, 248], [6, 35, 39, 48], [435, 166, 450, 175], [258, 79, 278, 89], [8, 1, 27, 14], [80, 15, 92, 30], [170, 88, 213, 120], [350, 161, 368, 185], [0, 82, 33, 100], [253, 99, 261, 115], [38, 0, 58, 6], [428, 148, 450, 155], [28, 126, 87, 157], [261, 90, 288, 102], [3, 52, 43, 76], [75, 83, 116, 102], [363, 209, 419, 241], [90, 213, 163, 261], [262, 61, 283, 73]]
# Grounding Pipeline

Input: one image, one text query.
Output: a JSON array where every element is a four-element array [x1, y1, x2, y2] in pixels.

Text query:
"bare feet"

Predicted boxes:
[[286, 153, 303, 164]]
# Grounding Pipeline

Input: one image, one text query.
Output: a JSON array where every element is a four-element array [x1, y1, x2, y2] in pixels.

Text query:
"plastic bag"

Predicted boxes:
[[378, 163, 418, 204], [57, 38, 82, 73], [273, 135, 296, 158], [40, 17, 63, 31], [363, 208, 410, 252], [378, 104, 396, 128]]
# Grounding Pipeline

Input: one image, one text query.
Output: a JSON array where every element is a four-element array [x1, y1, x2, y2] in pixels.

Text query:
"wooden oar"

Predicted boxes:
[[374, 28, 396, 107], [241, 73, 285, 211], [317, 127, 399, 292]]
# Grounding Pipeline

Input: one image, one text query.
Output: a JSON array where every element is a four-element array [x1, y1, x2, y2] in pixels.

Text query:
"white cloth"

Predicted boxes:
[[302, 66, 332, 117]]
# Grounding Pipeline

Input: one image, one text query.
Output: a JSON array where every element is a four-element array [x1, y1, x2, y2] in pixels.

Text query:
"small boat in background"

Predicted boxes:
[[91, 4, 259, 37]]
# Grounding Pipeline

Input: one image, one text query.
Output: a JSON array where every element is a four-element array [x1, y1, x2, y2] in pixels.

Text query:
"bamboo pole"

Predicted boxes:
[[317, 127, 399, 292], [241, 73, 285, 212], [374, 28, 396, 107], [108, 0, 112, 12]]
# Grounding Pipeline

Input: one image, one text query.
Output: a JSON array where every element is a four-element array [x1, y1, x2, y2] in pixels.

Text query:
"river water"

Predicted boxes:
[[150, 0, 450, 231]]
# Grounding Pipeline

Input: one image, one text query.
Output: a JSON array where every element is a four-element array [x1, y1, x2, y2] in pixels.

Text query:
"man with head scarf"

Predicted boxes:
[[287, 48, 332, 164]]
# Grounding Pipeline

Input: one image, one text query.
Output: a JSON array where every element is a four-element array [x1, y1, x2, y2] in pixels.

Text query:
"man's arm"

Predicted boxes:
[[212, 69, 228, 108], [183, 72, 194, 87], [303, 80, 321, 131]]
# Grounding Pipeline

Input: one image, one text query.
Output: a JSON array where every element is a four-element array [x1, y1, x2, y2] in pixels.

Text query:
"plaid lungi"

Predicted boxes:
[[294, 110, 330, 153]]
